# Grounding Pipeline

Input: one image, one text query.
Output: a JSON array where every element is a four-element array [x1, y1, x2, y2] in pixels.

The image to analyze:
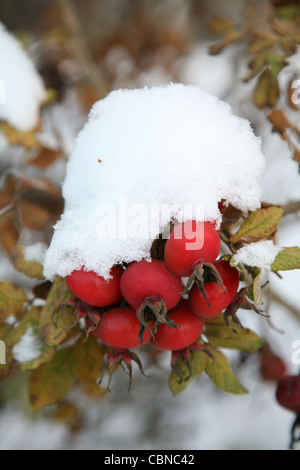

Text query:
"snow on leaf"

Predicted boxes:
[[12, 326, 43, 364], [232, 240, 282, 270], [0, 282, 28, 323]]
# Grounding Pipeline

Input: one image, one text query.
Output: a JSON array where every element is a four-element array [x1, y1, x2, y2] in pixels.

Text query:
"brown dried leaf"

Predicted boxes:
[[10, 245, 45, 280], [0, 210, 20, 255], [29, 148, 63, 170], [292, 147, 300, 164], [50, 401, 83, 433], [267, 109, 294, 137], [0, 282, 28, 323], [0, 122, 41, 149]]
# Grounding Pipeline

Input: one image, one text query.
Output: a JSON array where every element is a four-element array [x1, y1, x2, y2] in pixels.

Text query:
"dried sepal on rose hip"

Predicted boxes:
[[171, 342, 215, 384], [66, 265, 124, 307], [165, 220, 221, 290], [92, 307, 152, 392], [52, 298, 102, 342], [164, 220, 223, 297], [224, 287, 269, 332], [151, 300, 209, 383], [188, 260, 240, 319], [151, 300, 204, 352], [120, 259, 183, 344]]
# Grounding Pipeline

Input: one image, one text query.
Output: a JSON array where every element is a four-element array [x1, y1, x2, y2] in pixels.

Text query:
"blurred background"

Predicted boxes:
[[0, 0, 300, 450]]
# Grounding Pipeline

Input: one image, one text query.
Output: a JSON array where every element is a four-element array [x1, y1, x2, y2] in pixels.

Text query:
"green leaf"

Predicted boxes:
[[253, 69, 280, 109], [230, 206, 284, 244], [10, 245, 45, 280], [205, 346, 248, 395], [267, 54, 286, 77], [168, 349, 208, 396], [205, 315, 264, 354], [271, 246, 300, 271], [73, 336, 107, 397], [29, 346, 77, 412], [208, 15, 241, 55], [275, 5, 300, 19], [247, 33, 276, 54], [0, 282, 28, 323], [243, 54, 267, 83], [246, 266, 263, 305], [39, 277, 78, 346]]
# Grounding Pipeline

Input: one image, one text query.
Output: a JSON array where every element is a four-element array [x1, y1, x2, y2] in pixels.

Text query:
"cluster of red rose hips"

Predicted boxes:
[[60, 219, 242, 391]]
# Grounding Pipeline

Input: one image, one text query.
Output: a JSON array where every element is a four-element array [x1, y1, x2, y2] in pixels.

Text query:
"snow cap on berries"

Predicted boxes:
[[44, 84, 265, 280]]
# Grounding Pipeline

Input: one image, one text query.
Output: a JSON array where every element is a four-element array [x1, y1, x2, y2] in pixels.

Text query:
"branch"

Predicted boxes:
[[270, 290, 300, 322], [58, 0, 109, 98]]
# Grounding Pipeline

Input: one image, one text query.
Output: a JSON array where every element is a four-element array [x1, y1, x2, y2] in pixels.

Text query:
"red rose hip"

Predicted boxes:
[[188, 260, 240, 319], [66, 265, 123, 307], [152, 300, 205, 351]]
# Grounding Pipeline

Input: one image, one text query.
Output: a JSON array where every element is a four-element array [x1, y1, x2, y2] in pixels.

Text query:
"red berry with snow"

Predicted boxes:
[[66, 265, 123, 307]]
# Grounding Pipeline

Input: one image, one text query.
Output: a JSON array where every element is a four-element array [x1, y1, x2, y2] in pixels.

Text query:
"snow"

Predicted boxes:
[[233, 240, 282, 270], [5, 315, 17, 326], [0, 22, 46, 132], [12, 327, 42, 363], [24, 242, 47, 265], [43, 83, 265, 281], [180, 43, 238, 99]]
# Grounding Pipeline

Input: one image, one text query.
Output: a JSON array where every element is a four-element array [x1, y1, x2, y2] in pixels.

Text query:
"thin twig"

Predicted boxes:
[[270, 290, 300, 322], [58, 0, 109, 98]]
